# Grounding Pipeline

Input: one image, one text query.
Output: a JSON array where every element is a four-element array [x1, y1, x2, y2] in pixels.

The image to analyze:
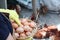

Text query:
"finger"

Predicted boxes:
[[13, 17, 21, 26]]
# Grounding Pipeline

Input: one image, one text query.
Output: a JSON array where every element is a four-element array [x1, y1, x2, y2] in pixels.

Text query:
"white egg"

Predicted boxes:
[[24, 22, 29, 25], [21, 19, 27, 24], [16, 27, 24, 33], [26, 32, 31, 36], [15, 33, 19, 38], [20, 33, 26, 39], [23, 26, 31, 31], [12, 23, 18, 29]]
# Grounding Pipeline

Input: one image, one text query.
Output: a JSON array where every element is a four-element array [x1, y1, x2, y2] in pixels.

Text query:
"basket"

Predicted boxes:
[[17, 26, 37, 40], [15, 18, 37, 40]]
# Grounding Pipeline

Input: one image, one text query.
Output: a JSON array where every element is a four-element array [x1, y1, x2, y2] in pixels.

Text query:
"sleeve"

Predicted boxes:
[[0, 17, 10, 40]]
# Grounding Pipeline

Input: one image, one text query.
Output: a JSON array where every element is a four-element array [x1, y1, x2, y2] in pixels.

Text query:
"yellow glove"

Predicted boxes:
[[0, 9, 21, 26]]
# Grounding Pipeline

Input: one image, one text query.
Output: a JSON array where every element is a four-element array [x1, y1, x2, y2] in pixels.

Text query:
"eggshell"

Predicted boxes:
[[20, 33, 26, 38], [16, 27, 24, 33], [29, 21, 36, 28], [24, 22, 29, 26], [34, 32, 42, 38], [26, 32, 31, 36], [23, 25, 31, 31], [42, 27, 48, 32], [40, 31, 46, 37], [21, 19, 27, 24], [15, 33, 19, 38], [48, 25, 57, 30], [12, 23, 18, 29]]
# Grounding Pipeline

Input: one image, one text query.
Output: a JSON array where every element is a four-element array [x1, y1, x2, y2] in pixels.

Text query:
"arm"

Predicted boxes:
[[0, 9, 18, 17], [0, 9, 21, 26], [0, 14, 14, 40], [40, 0, 48, 14]]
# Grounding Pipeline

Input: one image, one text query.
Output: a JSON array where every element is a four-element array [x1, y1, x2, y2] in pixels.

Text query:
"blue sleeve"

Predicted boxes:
[[0, 14, 10, 40], [0, 20, 10, 40]]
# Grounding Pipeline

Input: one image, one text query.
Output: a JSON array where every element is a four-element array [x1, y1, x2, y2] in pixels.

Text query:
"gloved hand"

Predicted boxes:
[[9, 10, 21, 26], [0, 9, 21, 26]]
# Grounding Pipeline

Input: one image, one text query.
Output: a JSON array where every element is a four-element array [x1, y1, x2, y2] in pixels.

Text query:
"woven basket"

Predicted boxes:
[[15, 18, 37, 40], [17, 25, 37, 40]]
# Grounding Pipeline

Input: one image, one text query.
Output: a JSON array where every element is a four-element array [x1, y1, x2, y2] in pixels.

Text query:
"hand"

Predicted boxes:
[[40, 5, 48, 14], [9, 10, 21, 26], [0, 9, 21, 26]]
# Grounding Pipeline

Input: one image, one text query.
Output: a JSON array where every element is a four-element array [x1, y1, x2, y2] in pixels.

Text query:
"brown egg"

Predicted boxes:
[[34, 32, 42, 38], [48, 25, 57, 30], [48, 25, 57, 32], [12, 23, 18, 29], [42, 27, 48, 32], [54, 35, 60, 40], [29, 21, 36, 28], [16, 27, 24, 33], [40, 31, 46, 37]]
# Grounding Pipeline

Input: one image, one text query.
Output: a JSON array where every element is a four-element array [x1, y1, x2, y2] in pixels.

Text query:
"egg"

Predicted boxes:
[[29, 21, 36, 28], [15, 33, 19, 38], [12, 23, 18, 29], [42, 27, 48, 32], [23, 25, 31, 31], [26, 32, 31, 36], [48, 25, 57, 30], [23, 22, 29, 26], [29, 27, 33, 32], [16, 27, 24, 33], [21, 19, 27, 24], [20, 33, 26, 38], [40, 31, 46, 37], [34, 32, 42, 38], [54, 35, 60, 40]]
